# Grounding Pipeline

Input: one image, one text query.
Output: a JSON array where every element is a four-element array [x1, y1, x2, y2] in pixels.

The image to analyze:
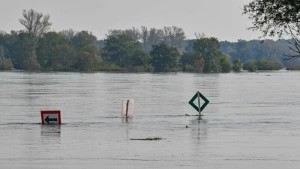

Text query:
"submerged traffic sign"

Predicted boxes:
[[188, 91, 209, 114], [41, 110, 61, 125], [121, 99, 134, 117]]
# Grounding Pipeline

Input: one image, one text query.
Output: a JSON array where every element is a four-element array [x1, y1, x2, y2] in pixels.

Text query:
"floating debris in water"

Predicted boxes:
[[130, 137, 163, 141]]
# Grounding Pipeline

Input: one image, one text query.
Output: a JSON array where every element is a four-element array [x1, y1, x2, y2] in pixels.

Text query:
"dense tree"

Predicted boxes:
[[287, 63, 300, 70], [0, 57, 13, 70], [103, 34, 149, 70], [183, 37, 231, 73], [219, 53, 232, 73], [195, 58, 205, 73], [232, 58, 242, 72], [71, 31, 101, 71], [256, 58, 284, 70], [184, 39, 196, 53], [36, 32, 77, 71], [236, 40, 251, 62], [243, 60, 257, 72], [0, 46, 4, 58], [221, 39, 251, 63], [180, 52, 198, 72], [243, 0, 300, 59], [211, 58, 222, 73], [73, 50, 100, 71], [10, 31, 39, 70], [0, 31, 17, 66], [106, 26, 186, 53], [2, 8, 298, 72], [243, 59, 284, 71], [150, 42, 180, 72], [0, 32, 7, 58], [219, 39, 297, 66], [71, 31, 97, 49], [193, 37, 221, 72]]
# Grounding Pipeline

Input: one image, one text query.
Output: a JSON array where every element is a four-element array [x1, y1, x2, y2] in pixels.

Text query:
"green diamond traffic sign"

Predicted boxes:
[[188, 91, 209, 113]]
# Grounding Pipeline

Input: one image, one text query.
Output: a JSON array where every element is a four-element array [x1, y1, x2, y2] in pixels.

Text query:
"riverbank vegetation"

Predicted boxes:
[[286, 64, 300, 70], [243, 59, 284, 72], [0, 9, 299, 72]]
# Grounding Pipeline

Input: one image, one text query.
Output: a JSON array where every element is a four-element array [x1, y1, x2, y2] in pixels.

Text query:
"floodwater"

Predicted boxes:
[[0, 71, 300, 169]]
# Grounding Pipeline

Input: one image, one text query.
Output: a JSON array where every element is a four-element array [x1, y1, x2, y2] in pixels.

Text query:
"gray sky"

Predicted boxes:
[[0, 0, 260, 42]]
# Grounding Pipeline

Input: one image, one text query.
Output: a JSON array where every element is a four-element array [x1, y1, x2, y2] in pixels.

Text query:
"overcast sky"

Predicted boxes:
[[0, 0, 260, 42]]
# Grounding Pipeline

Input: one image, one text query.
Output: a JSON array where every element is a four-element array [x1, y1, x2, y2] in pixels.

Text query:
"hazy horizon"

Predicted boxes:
[[0, 0, 263, 42]]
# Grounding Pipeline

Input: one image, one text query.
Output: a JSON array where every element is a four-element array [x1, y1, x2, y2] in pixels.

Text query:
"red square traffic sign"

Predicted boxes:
[[41, 110, 61, 125]]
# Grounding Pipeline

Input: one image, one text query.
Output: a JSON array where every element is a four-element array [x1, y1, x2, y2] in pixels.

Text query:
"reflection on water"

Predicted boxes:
[[121, 117, 133, 123], [1, 71, 300, 169], [190, 118, 208, 144], [41, 125, 61, 135]]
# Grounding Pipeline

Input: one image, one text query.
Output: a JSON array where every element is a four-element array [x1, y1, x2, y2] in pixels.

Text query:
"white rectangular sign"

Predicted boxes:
[[121, 99, 134, 117], [41, 110, 61, 125]]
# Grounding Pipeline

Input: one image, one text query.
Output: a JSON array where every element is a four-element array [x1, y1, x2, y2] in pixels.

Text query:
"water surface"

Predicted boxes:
[[1, 71, 300, 169]]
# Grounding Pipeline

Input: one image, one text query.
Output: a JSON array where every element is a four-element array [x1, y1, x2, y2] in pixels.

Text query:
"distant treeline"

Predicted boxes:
[[0, 9, 299, 72]]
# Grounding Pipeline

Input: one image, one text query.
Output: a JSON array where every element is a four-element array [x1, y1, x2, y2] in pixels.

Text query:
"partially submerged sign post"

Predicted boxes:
[[41, 110, 61, 125], [197, 92, 201, 115], [189, 91, 209, 116], [122, 99, 134, 118]]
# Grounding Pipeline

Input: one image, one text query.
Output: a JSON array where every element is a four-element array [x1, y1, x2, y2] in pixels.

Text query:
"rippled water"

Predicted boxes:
[[1, 71, 300, 169]]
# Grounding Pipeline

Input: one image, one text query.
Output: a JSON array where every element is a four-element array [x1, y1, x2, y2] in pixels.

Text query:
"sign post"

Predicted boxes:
[[197, 92, 201, 116], [189, 91, 209, 116], [41, 110, 61, 125]]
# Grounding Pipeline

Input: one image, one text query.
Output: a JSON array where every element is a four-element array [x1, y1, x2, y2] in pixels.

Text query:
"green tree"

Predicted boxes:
[[71, 31, 101, 71], [150, 42, 180, 72], [0, 32, 6, 58], [36, 32, 77, 71], [236, 39, 251, 62], [0, 57, 13, 70], [73, 50, 99, 71], [0, 31, 38, 69], [211, 59, 222, 73], [180, 52, 198, 72], [71, 31, 97, 49], [256, 58, 284, 70], [243, 60, 257, 72], [243, 0, 300, 59], [10, 32, 40, 70], [232, 58, 242, 72], [219, 53, 232, 73], [192, 37, 221, 73], [103, 34, 149, 69], [287, 64, 300, 70]]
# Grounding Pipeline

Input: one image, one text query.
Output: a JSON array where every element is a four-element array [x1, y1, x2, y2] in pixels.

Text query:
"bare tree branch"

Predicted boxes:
[[19, 9, 51, 46]]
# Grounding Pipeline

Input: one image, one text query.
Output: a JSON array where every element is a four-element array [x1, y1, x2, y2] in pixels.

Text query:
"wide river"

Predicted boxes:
[[0, 71, 300, 169]]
